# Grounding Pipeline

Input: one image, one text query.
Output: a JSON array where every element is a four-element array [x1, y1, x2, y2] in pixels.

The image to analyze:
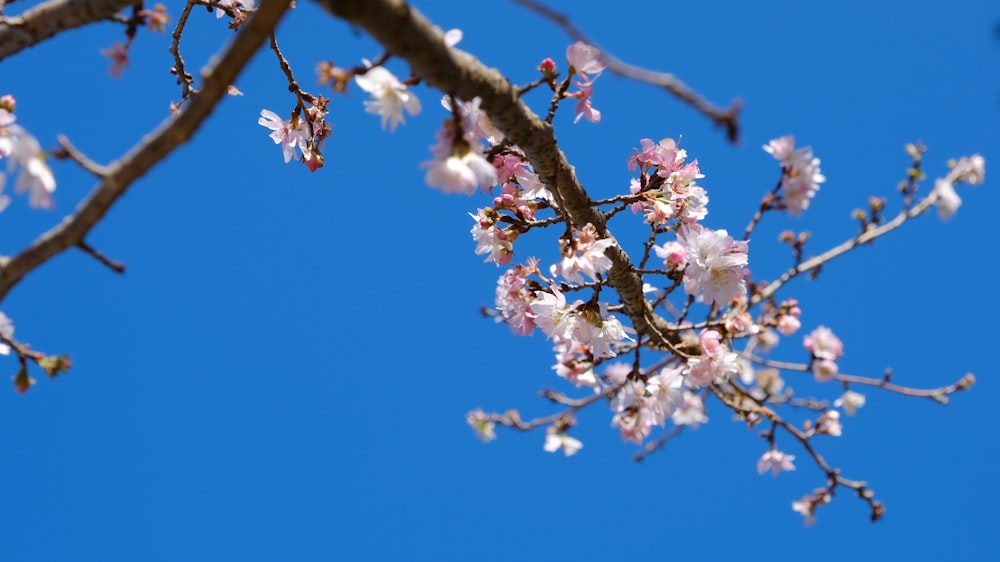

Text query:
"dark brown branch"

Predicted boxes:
[[0, 0, 135, 62], [0, 0, 293, 302], [77, 240, 125, 274]]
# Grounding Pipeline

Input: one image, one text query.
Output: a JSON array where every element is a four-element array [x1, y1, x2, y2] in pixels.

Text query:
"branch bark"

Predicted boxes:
[[0, 0, 294, 301], [0, 0, 135, 62], [318, 0, 679, 348]]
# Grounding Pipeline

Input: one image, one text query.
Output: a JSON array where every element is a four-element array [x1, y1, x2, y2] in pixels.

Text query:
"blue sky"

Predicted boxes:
[[1, 1, 998, 560]]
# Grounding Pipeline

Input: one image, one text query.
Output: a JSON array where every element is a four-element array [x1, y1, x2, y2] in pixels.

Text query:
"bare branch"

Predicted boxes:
[[0, 0, 294, 302], [0, 0, 135, 62], [509, 0, 741, 142]]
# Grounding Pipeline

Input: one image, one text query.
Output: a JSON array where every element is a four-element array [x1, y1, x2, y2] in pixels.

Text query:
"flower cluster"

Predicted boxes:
[[763, 135, 826, 215], [0, 95, 56, 210], [422, 97, 499, 194], [803, 325, 844, 381], [258, 101, 331, 172], [629, 138, 707, 225], [933, 153, 985, 220]]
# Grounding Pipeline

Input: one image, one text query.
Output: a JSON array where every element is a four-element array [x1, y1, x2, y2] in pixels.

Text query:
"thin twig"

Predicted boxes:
[[77, 241, 125, 274], [509, 0, 741, 142]]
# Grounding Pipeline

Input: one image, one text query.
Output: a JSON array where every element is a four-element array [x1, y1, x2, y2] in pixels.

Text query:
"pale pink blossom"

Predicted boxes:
[[804, 325, 843, 361], [2, 125, 55, 208], [764, 135, 825, 215], [528, 287, 580, 341], [495, 265, 536, 336], [678, 225, 749, 307], [258, 109, 308, 163], [466, 409, 496, 442], [834, 390, 866, 416], [544, 429, 583, 456], [757, 449, 796, 476], [812, 358, 839, 382], [354, 65, 421, 132], [566, 41, 605, 80], [423, 152, 497, 195], [470, 210, 513, 265], [443, 28, 463, 47], [653, 241, 688, 270], [101, 42, 130, 79], [934, 178, 961, 220], [817, 410, 842, 437], [672, 391, 708, 427], [776, 314, 801, 336], [570, 82, 601, 124], [552, 347, 598, 388], [952, 154, 985, 185], [603, 362, 632, 385], [549, 224, 614, 283], [686, 329, 741, 387]]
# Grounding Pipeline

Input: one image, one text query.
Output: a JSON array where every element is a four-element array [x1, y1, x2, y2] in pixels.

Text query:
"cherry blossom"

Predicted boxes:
[[566, 41, 605, 80], [544, 429, 583, 456], [101, 42, 130, 79], [816, 410, 842, 437], [470, 209, 513, 265], [757, 449, 796, 476], [354, 65, 421, 132], [258, 109, 309, 163], [678, 224, 749, 307], [550, 223, 614, 283], [0, 312, 14, 356], [495, 264, 536, 336], [764, 135, 826, 215], [834, 390, 866, 416]]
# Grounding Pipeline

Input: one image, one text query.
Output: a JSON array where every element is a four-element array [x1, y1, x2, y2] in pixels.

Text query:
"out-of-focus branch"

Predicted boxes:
[[0, 0, 135, 61], [509, 0, 741, 143], [0, 0, 293, 302], [318, 0, 680, 350]]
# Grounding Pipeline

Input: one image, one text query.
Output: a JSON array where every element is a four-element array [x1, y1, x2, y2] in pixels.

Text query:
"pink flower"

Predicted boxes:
[[776, 314, 801, 336], [570, 81, 600, 124], [495, 265, 536, 336], [258, 109, 309, 164], [816, 410, 842, 437], [812, 358, 839, 382], [566, 41, 605, 80], [653, 241, 688, 270], [804, 325, 843, 361], [686, 329, 741, 387], [952, 154, 985, 185], [678, 225, 749, 307], [101, 42, 130, 79], [764, 135, 825, 215], [549, 223, 614, 283], [757, 449, 796, 476]]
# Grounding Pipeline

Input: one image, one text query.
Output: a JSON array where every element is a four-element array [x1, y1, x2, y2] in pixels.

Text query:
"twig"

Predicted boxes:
[[55, 135, 109, 178], [508, 0, 741, 142], [0, 0, 135, 62], [77, 240, 125, 274], [0, 0, 294, 303]]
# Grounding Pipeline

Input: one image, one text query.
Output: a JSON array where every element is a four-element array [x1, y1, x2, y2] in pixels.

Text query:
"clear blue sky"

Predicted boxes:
[[1, 1, 998, 560]]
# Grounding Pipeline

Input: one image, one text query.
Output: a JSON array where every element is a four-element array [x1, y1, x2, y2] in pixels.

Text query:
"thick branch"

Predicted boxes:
[[0, 0, 293, 301], [0, 0, 135, 62], [318, 0, 678, 348]]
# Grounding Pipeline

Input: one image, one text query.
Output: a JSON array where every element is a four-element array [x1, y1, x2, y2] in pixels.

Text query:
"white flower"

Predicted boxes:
[[757, 449, 796, 476], [934, 178, 961, 220], [833, 390, 866, 416], [544, 430, 582, 456], [258, 109, 308, 164], [0, 312, 14, 356], [355, 65, 421, 132], [679, 225, 748, 307], [423, 152, 497, 195]]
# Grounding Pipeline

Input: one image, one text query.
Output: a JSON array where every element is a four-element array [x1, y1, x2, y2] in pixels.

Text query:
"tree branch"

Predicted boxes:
[[0, 0, 135, 62], [0, 0, 294, 302], [318, 0, 681, 349]]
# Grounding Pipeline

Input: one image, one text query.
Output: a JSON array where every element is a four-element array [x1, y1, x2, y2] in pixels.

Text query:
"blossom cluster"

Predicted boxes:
[[763, 135, 826, 215]]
